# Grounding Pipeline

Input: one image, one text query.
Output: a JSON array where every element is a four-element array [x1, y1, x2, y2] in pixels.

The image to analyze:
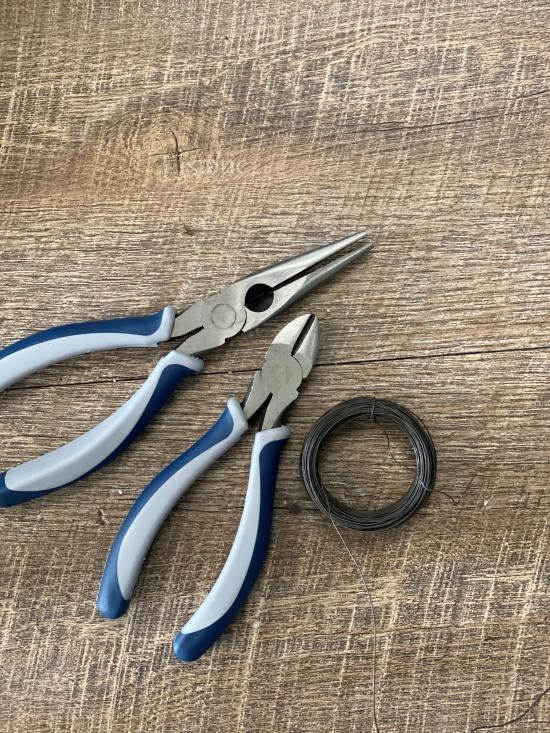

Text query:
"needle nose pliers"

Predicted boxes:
[[0, 232, 371, 507]]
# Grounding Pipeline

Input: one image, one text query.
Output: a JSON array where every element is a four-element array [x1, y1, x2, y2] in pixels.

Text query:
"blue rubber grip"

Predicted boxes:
[[0, 351, 202, 507], [0, 306, 175, 392], [97, 399, 248, 619], [0, 310, 169, 360], [173, 427, 289, 662]]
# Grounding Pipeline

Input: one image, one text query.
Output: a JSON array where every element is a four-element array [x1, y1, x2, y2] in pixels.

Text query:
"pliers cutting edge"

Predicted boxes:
[[98, 314, 319, 661], [0, 231, 371, 507]]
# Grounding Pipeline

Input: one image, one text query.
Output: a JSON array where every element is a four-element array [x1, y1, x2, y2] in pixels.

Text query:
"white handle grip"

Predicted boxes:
[[173, 426, 290, 662], [0, 351, 203, 507], [97, 399, 249, 619], [0, 307, 175, 391]]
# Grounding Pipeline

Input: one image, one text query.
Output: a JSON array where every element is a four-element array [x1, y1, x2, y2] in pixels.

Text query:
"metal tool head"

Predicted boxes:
[[241, 314, 319, 430], [171, 230, 371, 355]]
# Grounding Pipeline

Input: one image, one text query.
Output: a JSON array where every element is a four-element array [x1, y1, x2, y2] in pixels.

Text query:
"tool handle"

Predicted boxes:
[[0, 351, 203, 507], [0, 307, 176, 392], [97, 399, 248, 619], [173, 426, 289, 662]]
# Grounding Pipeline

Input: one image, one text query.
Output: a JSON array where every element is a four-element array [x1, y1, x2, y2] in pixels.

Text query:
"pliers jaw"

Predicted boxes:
[[171, 230, 371, 356], [241, 314, 320, 430]]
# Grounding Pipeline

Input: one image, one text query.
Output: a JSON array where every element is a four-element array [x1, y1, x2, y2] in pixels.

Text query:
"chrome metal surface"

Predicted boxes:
[[242, 314, 319, 430], [171, 231, 371, 355]]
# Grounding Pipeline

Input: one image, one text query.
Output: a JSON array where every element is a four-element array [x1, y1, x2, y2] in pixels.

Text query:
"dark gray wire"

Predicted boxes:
[[301, 400, 548, 731], [469, 685, 550, 732], [322, 499, 382, 733], [301, 397, 437, 531], [300, 395, 437, 732]]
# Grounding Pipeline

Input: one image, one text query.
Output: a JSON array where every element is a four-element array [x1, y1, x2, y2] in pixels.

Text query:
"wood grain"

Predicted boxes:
[[0, 1, 549, 731]]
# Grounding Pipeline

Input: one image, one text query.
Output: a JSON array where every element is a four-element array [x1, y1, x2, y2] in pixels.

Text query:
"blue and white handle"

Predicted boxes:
[[0, 350, 203, 507], [173, 425, 289, 662], [97, 399, 249, 619], [0, 306, 175, 392]]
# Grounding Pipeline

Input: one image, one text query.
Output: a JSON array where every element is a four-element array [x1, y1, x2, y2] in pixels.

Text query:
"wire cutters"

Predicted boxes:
[[0, 231, 371, 507], [97, 314, 319, 661]]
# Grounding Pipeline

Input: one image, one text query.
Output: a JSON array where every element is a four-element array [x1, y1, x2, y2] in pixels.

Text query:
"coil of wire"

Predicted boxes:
[[300, 397, 437, 531]]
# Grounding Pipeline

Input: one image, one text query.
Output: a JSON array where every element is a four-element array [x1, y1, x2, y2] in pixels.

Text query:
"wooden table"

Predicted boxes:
[[1, 2, 548, 731]]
